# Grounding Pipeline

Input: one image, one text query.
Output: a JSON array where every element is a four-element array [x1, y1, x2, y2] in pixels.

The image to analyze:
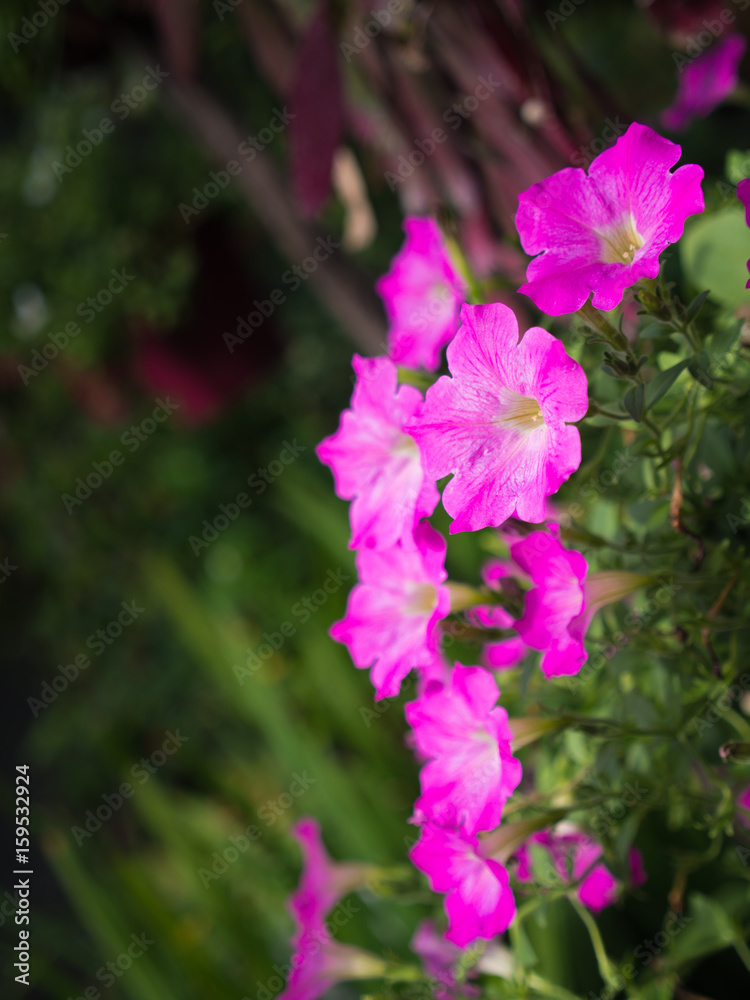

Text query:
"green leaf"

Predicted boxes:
[[623, 383, 645, 422], [688, 350, 711, 386], [726, 148, 750, 185], [639, 320, 676, 338], [645, 358, 690, 409], [512, 919, 539, 967], [680, 206, 750, 309], [683, 289, 710, 325], [668, 893, 738, 964], [709, 318, 742, 359], [635, 979, 678, 1000]]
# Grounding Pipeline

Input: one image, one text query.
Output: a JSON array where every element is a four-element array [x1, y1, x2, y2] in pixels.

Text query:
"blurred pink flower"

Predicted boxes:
[[316, 354, 438, 550], [514, 829, 646, 912], [737, 784, 750, 828], [330, 521, 450, 699], [407, 303, 588, 533], [516, 122, 704, 314], [662, 34, 746, 131], [280, 918, 385, 1000], [410, 822, 516, 947], [411, 920, 480, 999], [405, 665, 522, 835], [376, 217, 466, 371], [288, 818, 374, 941]]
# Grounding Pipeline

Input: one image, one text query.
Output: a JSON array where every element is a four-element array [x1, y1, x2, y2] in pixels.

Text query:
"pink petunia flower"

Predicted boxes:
[[279, 918, 386, 1000], [737, 784, 750, 829], [411, 920, 480, 999], [737, 179, 750, 289], [330, 521, 451, 699], [514, 829, 645, 912], [316, 354, 438, 550], [662, 35, 746, 132], [468, 559, 530, 670], [515, 122, 704, 315], [289, 818, 375, 942], [510, 526, 650, 678], [407, 303, 588, 533], [629, 847, 648, 889], [405, 665, 522, 835], [410, 822, 516, 947], [376, 217, 466, 371], [510, 528, 589, 678]]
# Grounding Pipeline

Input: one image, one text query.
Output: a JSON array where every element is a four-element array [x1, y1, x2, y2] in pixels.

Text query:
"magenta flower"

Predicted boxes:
[[629, 847, 648, 889], [737, 784, 750, 829], [410, 822, 516, 947], [280, 918, 386, 1000], [662, 35, 746, 132], [411, 920, 480, 999], [468, 559, 530, 670], [514, 829, 644, 912], [289, 818, 374, 941], [407, 303, 588, 532], [571, 839, 622, 912], [316, 354, 438, 550], [376, 217, 466, 371], [511, 527, 650, 678], [737, 179, 750, 289], [330, 521, 450, 699], [516, 122, 704, 314], [510, 529, 589, 678], [406, 665, 522, 834]]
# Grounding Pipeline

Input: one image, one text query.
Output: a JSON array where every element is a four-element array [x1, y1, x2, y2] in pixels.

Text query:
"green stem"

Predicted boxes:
[[447, 582, 489, 612], [445, 233, 483, 304], [571, 899, 618, 988], [642, 414, 668, 460], [577, 301, 630, 352], [527, 971, 588, 1000], [588, 404, 631, 421]]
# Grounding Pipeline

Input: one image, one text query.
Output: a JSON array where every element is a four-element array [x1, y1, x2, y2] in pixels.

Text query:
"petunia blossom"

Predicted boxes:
[[737, 178, 750, 289], [514, 829, 646, 912], [330, 521, 450, 699], [468, 559, 529, 670], [410, 822, 516, 947], [376, 216, 466, 371], [280, 917, 386, 1000], [662, 35, 746, 132], [510, 528, 589, 678], [515, 122, 704, 314], [737, 784, 750, 829], [405, 665, 522, 835], [411, 920, 480, 1000], [511, 526, 650, 678], [289, 818, 375, 941], [316, 354, 438, 550], [407, 302, 588, 532]]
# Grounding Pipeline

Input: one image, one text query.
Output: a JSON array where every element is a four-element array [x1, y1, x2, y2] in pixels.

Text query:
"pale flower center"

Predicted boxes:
[[496, 388, 544, 432], [598, 214, 645, 265], [391, 432, 419, 457], [404, 583, 438, 615], [430, 280, 450, 302]]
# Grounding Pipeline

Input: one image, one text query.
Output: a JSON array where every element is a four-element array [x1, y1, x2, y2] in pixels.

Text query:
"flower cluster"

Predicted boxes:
[[279, 121, 707, 998]]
